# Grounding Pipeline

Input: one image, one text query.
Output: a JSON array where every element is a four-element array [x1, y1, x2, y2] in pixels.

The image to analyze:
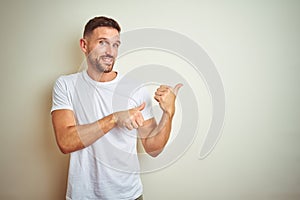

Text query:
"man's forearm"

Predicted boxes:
[[142, 112, 173, 156], [55, 113, 116, 154], [77, 114, 116, 147], [141, 83, 181, 156], [53, 104, 144, 154]]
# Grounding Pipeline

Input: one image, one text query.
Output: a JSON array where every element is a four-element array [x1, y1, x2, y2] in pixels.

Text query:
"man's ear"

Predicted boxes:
[[79, 38, 88, 53]]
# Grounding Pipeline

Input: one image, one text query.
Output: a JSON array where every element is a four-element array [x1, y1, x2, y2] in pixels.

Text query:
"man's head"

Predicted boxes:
[[80, 16, 121, 73], [83, 16, 121, 37]]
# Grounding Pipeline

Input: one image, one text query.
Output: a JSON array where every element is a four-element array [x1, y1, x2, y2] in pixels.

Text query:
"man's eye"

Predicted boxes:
[[113, 43, 120, 48], [99, 41, 106, 46]]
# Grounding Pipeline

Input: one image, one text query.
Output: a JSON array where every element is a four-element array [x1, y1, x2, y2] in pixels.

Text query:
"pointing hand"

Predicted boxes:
[[113, 103, 146, 130]]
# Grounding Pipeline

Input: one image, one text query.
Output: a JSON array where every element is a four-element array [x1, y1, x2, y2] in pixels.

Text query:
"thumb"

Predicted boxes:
[[173, 83, 183, 95], [136, 102, 146, 111]]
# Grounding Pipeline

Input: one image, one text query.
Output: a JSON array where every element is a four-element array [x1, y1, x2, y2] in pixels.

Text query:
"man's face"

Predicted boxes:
[[84, 27, 120, 73]]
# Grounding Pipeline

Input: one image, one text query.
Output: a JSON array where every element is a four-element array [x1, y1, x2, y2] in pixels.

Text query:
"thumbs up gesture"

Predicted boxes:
[[114, 102, 146, 130], [154, 83, 183, 117]]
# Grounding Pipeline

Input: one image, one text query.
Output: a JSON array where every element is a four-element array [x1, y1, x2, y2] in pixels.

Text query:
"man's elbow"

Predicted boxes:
[[146, 148, 163, 157], [57, 142, 72, 154], [143, 140, 165, 157], [56, 135, 82, 154], [54, 130, 84, 154], [148, 152, 160, 157]]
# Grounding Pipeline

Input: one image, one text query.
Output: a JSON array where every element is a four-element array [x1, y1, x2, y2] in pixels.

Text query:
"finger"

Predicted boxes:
[[155, 90, 165, 96], [154, 95, 161, 102], [159, 85, 169, 89], [131, 120, 139, 129], [136, 102, 146, 111], [136, 113, 144, 126], [173, 83, 183, 95], [126, 123, 134, 130], [157, 87, 168, 92], [154, 96, 160, 103]]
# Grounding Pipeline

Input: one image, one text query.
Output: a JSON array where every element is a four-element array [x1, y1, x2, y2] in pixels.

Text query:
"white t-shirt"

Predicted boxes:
[[51, 70, 153, 200]]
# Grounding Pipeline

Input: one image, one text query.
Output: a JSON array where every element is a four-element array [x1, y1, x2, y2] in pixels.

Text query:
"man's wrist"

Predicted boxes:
[[111, 113, 118, 126], [163, 110, 174, 119]]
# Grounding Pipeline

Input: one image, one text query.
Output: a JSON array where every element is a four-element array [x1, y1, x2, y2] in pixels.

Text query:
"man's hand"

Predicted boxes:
[[154, 83, 183, 117], [113, 103, 145, 130]]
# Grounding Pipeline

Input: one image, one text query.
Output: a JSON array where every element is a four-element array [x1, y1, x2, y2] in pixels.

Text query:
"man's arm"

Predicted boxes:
[[51, 109, 115, 154], [51, 103, 145, 154], [138, 84, 182, 157]]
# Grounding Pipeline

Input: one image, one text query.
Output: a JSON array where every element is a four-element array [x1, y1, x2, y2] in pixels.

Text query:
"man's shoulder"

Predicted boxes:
[[55, 71, 83, 85], [58, 71, 82, 81]]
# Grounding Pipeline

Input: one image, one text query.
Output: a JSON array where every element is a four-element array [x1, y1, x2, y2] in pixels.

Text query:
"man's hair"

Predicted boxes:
[[83, 16, 121, 37]]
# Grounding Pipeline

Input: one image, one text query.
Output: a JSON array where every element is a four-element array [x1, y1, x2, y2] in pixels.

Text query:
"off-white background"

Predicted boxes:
[[0, 0, 299, 199]]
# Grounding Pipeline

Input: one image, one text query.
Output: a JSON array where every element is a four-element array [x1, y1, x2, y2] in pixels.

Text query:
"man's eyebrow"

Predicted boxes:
[[96, 37, 108, 40], [96, 37, 121, 44]]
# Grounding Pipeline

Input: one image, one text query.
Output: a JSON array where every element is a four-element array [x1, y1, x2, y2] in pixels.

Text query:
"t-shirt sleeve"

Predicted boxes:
[[50, 76, 73, 113]]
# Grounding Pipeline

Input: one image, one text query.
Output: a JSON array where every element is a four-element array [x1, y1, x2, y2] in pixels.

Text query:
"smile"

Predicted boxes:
[[101, 56, 114, 63]]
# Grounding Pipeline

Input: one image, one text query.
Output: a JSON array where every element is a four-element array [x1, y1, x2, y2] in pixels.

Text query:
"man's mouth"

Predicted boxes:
[[101, 56, 114, 64]]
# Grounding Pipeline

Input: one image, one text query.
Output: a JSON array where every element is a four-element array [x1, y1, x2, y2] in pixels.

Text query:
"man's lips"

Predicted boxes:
[[101, 56, 114, 64]]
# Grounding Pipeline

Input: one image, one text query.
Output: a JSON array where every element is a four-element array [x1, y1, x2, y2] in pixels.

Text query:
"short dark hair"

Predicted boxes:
[[83, 16, 121, 37]]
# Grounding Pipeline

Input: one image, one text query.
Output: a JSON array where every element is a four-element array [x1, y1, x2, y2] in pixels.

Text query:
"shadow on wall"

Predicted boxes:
[[40, 36, 83, 199], [42, 83, 70, 199]]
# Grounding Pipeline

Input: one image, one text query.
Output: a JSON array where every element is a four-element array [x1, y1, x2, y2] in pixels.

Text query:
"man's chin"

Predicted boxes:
[[103, 65, 113, 73], [103, 69, 112, 73], [95, 63, 114, 73]]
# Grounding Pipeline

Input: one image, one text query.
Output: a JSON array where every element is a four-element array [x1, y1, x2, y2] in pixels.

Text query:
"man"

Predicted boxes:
[[51, 16, 182, 200]]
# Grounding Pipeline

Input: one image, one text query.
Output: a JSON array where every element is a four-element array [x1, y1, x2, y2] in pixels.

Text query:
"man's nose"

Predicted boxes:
[[105, 45, 112, 55]]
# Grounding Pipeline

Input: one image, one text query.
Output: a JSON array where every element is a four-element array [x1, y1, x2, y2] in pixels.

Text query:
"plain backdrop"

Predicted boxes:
[[0, 0, 299, 199]]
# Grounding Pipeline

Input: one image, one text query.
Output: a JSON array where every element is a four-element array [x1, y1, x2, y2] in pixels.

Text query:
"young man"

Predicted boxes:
[[51, 16, 182, 200]]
